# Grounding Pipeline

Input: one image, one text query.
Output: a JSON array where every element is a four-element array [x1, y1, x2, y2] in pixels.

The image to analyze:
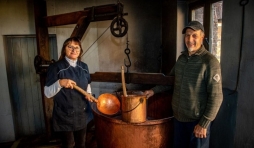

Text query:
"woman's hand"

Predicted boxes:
[[85, 94, 98, 103], [59, 79, 76, 89], [143, 90, 155, 98]]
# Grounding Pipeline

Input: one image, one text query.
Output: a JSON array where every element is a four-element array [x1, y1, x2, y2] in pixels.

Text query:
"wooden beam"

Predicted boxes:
[[71, 16, 90, 39], [33, 0, 51, 140], [34, 1, 50, 60], [91, 72, 174, 85], [44, 4, 119, 27], [44, 11, 89, 27]]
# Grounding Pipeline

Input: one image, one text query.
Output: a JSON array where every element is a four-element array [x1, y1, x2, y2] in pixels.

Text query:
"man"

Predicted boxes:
[[144, 21, 223, 148]]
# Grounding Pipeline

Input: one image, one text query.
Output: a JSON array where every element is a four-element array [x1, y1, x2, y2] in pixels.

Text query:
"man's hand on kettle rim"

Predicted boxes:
[[143, 90, 154, 99]]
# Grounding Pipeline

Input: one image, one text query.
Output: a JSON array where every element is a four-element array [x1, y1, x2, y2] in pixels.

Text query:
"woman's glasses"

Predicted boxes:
[[67, 45, 80, 52]]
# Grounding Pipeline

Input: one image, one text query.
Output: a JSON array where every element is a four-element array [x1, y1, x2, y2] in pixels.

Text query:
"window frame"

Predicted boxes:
[[188, 0, 223, 51]]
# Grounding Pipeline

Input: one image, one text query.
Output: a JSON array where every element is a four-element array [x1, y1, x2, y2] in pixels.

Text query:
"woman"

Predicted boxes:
[[44, 37, 93, 148]]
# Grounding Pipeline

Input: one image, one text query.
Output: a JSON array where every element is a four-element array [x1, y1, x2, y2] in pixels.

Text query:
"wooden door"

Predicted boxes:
[[4, 35, 57, 138]]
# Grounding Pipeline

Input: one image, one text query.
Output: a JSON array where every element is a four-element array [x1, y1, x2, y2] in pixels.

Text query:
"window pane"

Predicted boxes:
[[210, 1, 223, 62], [191, 7, 204, 24]]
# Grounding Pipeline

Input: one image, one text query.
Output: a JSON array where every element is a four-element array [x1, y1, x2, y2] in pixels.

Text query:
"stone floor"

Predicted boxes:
[[0, 127, 97, 148]]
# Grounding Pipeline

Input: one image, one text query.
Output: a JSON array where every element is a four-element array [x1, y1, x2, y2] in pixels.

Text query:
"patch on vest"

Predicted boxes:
[[213, 74, 220, 82]]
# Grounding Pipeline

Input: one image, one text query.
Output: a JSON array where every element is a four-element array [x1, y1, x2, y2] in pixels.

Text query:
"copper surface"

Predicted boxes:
[[121, 94, 147, 123], [97, 93, 120, 115], [92, 92, 174, 148]]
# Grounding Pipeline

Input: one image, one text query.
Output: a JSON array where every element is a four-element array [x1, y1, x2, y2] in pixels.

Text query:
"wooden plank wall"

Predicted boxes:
[[4, 35, 57, 138]]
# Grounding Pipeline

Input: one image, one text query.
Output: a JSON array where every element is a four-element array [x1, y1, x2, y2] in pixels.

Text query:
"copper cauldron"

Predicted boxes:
[[92, 92, 174, 148]]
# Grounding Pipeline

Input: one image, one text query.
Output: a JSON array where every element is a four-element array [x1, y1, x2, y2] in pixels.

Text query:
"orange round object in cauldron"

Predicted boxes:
[[97, 93, 120, 115]]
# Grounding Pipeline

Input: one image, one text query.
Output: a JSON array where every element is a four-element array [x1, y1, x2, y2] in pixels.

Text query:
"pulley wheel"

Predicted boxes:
[[110, 17, 128, 37]]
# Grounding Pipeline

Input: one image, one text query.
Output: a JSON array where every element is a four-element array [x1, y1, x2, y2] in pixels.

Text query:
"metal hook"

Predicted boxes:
[[124, 36, 131, 73], [124, 49, 131, 73], [240, 0, 249, 6]]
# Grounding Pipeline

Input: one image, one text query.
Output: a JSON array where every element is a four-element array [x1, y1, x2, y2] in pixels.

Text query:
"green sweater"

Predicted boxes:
[[152, 45, 223, 128]]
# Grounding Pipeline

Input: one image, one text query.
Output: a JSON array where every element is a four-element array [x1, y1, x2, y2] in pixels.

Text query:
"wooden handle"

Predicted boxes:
[[73, 85, 98, 103], [121, 66, 127, 97]]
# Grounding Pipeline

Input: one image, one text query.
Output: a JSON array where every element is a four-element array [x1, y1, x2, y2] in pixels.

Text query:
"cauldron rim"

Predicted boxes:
[[91, 103, 174, 125]]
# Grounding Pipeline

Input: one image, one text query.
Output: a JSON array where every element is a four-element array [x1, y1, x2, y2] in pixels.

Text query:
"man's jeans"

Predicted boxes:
[[173, 118, 211, 148]]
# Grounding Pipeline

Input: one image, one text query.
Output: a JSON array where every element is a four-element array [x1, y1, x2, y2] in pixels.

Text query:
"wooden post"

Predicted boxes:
[[33, 0, 52, 140]]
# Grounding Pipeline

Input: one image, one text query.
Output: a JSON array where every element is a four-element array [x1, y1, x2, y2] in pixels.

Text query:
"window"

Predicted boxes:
[[210, 1, 223, 61], [191, 7, 204, 24], [189, 0, 223, 62]]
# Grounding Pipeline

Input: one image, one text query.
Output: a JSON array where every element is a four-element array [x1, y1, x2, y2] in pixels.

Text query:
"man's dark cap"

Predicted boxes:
[[182, 21, 204, 34]]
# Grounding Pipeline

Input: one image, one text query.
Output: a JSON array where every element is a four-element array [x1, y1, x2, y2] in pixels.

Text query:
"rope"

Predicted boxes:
[[81, 25, 110, 57]]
